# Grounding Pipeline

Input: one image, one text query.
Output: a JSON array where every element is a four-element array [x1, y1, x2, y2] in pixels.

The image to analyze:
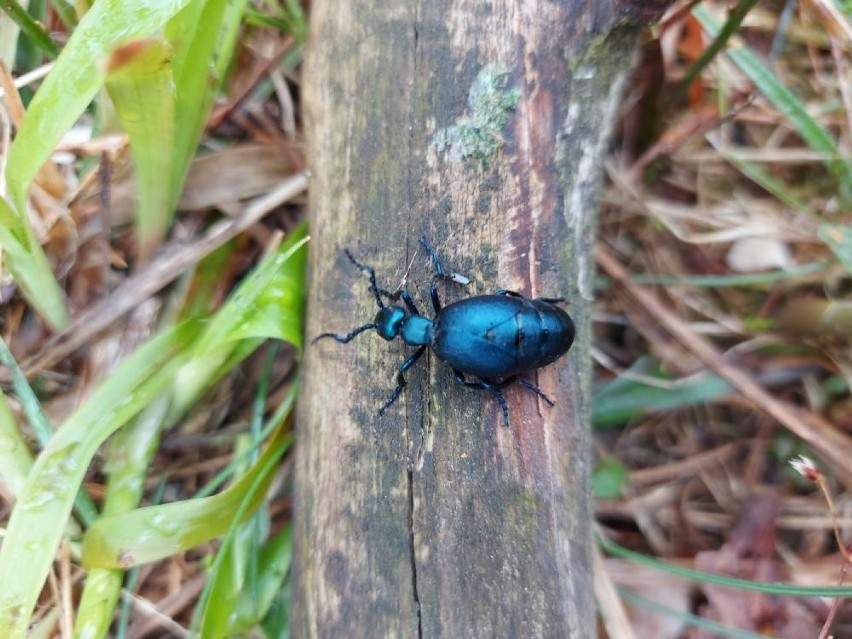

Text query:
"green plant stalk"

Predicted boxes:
[[197, 432, 293, 637], [237, 526, 293, 631], [599, 535, 852, 596]]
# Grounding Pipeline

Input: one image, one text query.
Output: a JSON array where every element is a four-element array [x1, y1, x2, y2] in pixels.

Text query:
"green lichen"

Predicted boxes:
[[430, 64, 520, 166]]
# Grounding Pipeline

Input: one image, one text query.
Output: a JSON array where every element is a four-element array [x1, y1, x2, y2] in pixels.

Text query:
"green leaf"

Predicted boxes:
[[0, 391, 34, 499], [0, 320, 204, 639], [105, 37, 177, 260], [6, 0, 194, 213], [0, 195, 68, 329], [3, 0, 195, 328], [593, 357, 733, 429], [593, 458, 629, 499], [81, 428, 293, 569], [171, 224, 308, 416], [165, 0, 250, 208]]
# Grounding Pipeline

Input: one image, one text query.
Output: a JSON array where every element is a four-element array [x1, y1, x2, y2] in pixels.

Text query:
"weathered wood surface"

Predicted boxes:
[[293, 2, 668, 637]]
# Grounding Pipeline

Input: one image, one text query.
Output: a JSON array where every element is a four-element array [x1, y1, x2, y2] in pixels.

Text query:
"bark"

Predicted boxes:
[[294, 2, 669, 637]]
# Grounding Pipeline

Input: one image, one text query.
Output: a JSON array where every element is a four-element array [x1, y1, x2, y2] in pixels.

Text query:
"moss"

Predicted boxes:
[[429, 64, 520, 167]]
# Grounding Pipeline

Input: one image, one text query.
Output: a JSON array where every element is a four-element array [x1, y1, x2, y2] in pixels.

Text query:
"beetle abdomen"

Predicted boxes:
[[432, 295, 574, 378]]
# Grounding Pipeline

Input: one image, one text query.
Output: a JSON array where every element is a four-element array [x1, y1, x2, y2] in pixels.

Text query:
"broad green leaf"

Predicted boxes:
[[0, 320, 204, 639], [81, 428, 293, 569]]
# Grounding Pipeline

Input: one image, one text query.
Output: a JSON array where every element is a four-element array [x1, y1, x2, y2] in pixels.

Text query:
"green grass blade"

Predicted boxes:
[[73, 392, 173, 639], [105, 37, 177, 261], [201, 521, 293, 638], [197, 352, 289, 638], [0, 320, 203, 639], [693, 5, 852, 198], [171, 224, 308, 416], [593, 357, 733, 429], [0, 336, 97, 524], [705, 133, 813, 215], [74, 570, 124, 639], [819, 224, 852, 275], [6, 0, 193, 213], [81, 428, 293, 569], [0, 1, 59, 59], [165, 0, 250, 209], [0, 195, 68, 329], [73, 228, 305, 636], [600, 535, 852, 596], [0, 391, 34, 498], [681, 0, 759, 92]]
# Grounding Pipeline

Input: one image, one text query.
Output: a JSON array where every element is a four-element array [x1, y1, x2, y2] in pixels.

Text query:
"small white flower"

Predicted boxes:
[[790, 455, 819, 481]]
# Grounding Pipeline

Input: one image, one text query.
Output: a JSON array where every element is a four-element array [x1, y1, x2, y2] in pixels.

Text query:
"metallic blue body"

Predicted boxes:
[[315, 237, 575, 426], [432, 295, 574, 378]]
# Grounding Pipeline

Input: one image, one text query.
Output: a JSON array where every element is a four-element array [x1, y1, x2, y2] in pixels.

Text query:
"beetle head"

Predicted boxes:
[[375, 306, 406, 340]]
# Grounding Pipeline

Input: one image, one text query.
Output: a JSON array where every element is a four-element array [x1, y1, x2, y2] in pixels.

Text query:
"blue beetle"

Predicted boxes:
[[315, 236, 575, 426]]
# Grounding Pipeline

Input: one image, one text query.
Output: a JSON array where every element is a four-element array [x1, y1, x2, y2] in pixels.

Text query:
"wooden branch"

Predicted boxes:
[[294, 2, 668, 636]]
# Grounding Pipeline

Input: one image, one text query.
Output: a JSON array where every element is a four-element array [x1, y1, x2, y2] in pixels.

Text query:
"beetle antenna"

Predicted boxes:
[[419, 235, 445, 277], [344, 248, 400, 309], [313, 323, 377, 344]]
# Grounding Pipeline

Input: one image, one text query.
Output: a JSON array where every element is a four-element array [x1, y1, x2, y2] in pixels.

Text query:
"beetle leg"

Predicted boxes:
[[378, 346, 427, 417], [313, 323, 377, 344], [400, 290, 421, 315], [420, 236, 469, 314], [452, 371, 511, 427], [419, 236, 446, 276], [418, 237, 445, 313], [515, 378, 555, 407], [494, 289, 524, 298]]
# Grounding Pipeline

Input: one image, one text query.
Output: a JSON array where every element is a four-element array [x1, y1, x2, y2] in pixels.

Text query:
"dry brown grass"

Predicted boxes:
[[596, 1, 852, 636]]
